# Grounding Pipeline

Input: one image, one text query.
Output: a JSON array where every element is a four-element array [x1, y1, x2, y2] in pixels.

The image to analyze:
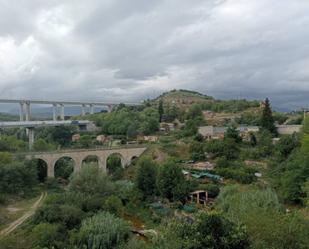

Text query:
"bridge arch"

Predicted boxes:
[[107, 152, 125, 166], [82, 154, 100, 165], [53, 156, 75, 180], [32, 158, 48, 182]]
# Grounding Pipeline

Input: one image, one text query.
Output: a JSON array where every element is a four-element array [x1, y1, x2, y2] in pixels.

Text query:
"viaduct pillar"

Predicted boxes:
[[90, 104, 94, 114], [81, 104, 86, 116], [107, 104, 114, 113], [19, 102, 25, 121], [25, 102, 31, 121], [60, 104, 65, 120], [53, 104, 58, 121]]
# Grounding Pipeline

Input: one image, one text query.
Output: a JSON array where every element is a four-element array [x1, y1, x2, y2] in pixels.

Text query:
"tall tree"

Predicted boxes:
[[260, 98, 277, 135], [135, 157, 157, 197], [158, 99, 164, 122]]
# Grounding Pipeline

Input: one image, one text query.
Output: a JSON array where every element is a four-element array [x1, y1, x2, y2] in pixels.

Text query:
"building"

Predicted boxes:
[[199, 125, 301, 140], [276, 125, 302, 135], [137, 135, 159, 143], [72, 134, 81, 142], [198, 126, 226, 139], [96, 135, 111, 143]]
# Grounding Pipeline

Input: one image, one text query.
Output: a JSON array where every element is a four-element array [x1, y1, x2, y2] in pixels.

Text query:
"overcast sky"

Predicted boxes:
[[0, 0, 309, 110]]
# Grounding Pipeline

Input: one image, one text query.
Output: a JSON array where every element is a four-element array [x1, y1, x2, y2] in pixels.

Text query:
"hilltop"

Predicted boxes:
[[151, 89, 214, 108]]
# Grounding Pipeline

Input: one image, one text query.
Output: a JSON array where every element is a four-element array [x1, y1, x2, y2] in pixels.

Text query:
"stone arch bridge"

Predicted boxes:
[[25, 147, 147, 178]]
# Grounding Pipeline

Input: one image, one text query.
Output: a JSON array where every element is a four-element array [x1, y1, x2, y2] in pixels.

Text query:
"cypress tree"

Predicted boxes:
[[260, 98, 277, 135], [158, 99, 164, 122]]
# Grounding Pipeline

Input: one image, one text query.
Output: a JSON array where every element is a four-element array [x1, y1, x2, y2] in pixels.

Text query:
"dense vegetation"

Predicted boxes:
[[0, 90, 308, 249]]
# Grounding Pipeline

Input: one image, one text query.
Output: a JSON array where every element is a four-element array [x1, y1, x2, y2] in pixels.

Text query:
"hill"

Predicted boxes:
[[151, 89, 213, 108]]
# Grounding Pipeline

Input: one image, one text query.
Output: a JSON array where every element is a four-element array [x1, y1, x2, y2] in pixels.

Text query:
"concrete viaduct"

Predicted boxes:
[[25, 147, 147, 178], [0, 99, 141, 121]]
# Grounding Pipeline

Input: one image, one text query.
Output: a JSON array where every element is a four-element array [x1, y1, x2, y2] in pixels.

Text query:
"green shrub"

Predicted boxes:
[[103, 195, 123, 215], [69, 164, 114, 195], [32, 204, 85, 229], [199, 183, 220, 198], [32, 223, 66, 249], [77, 212, 130, 249]]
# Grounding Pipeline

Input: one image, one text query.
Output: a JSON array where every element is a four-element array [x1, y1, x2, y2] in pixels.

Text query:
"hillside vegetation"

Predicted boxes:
[[0, 90, 308, 249]]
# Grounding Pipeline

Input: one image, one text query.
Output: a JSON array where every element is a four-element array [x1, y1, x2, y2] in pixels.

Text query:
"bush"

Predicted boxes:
[[69, 164, 114, 195], [33, 204, 85, 229], [0, 160, 37, 195], [103, 195, 123, 215], [32, 223, 66, 249], [216, 186, 309, 249], [77, 212, 130, 249], [199, 183, 220, 198], [215, 164, 257, 184]]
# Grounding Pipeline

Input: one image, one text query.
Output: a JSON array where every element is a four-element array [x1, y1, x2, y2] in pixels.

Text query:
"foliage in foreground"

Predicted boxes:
[[216, 185, 309, 249]]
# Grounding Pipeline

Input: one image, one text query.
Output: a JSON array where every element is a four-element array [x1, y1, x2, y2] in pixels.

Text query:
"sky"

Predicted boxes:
[[0, 0, 309, 111]]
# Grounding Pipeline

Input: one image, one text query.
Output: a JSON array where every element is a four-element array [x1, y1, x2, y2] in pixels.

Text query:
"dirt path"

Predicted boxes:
[[0, 192, 46, 236]]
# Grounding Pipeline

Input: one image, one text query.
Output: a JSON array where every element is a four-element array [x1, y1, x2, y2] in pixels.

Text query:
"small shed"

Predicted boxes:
[[188, 190, 208, 206]]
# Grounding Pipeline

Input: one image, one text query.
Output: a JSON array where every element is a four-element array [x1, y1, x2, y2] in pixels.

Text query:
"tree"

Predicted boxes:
[[0, 160, 37, 195], [32, 204, 85, 229], [135, 157, 158, 197], [225, 126, 242, 143], [186, 104, 203, 120], [190, 141, 206, 161], [154, 211, 249, 249], [107, 155, 123, 180], [69, 164, 114, 195], [249, 132, 257, 147], [205, 138, 240, 160], [51, 126, 74, 147], [0, 152, 12, 164], [276, 134, 299, 158], [33, 138, 54, 151], [260, 98, 277, 135], [195, 212, 249, 249], [157, 160, 190, 201], [158, 99, 164, 122]]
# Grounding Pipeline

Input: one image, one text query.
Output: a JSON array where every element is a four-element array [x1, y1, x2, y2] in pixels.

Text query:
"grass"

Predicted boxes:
[[0, 191, 42, 230]]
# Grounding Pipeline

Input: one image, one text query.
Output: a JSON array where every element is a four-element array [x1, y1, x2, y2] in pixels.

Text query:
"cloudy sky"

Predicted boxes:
[[0, 0, 309, 110]]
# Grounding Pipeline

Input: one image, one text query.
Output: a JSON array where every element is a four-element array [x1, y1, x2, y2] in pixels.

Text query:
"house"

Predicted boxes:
[[160, 122, 174, 132], [137, 135, 159, 143], [96, 135, 111, 143], [198, 125, 259, 140], [198, 126, 227, 139], [72, 134, 80, 142], [276, 125, 302, 135]]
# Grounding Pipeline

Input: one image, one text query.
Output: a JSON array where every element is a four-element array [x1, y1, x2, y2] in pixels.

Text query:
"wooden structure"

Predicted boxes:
[[188, 190, 208, 206]]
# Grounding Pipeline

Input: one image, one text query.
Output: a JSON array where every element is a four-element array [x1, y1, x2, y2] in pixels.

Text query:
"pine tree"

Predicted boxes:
[[158, 99, 164, 122], [260, 98, 277, 135]]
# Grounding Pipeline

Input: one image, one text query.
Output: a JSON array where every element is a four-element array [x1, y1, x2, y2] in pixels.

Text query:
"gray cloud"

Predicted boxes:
[[0, 0, 309, 110]]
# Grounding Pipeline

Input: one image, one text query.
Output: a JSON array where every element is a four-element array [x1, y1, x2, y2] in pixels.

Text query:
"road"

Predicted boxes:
[[0, 192, 46, 236]]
